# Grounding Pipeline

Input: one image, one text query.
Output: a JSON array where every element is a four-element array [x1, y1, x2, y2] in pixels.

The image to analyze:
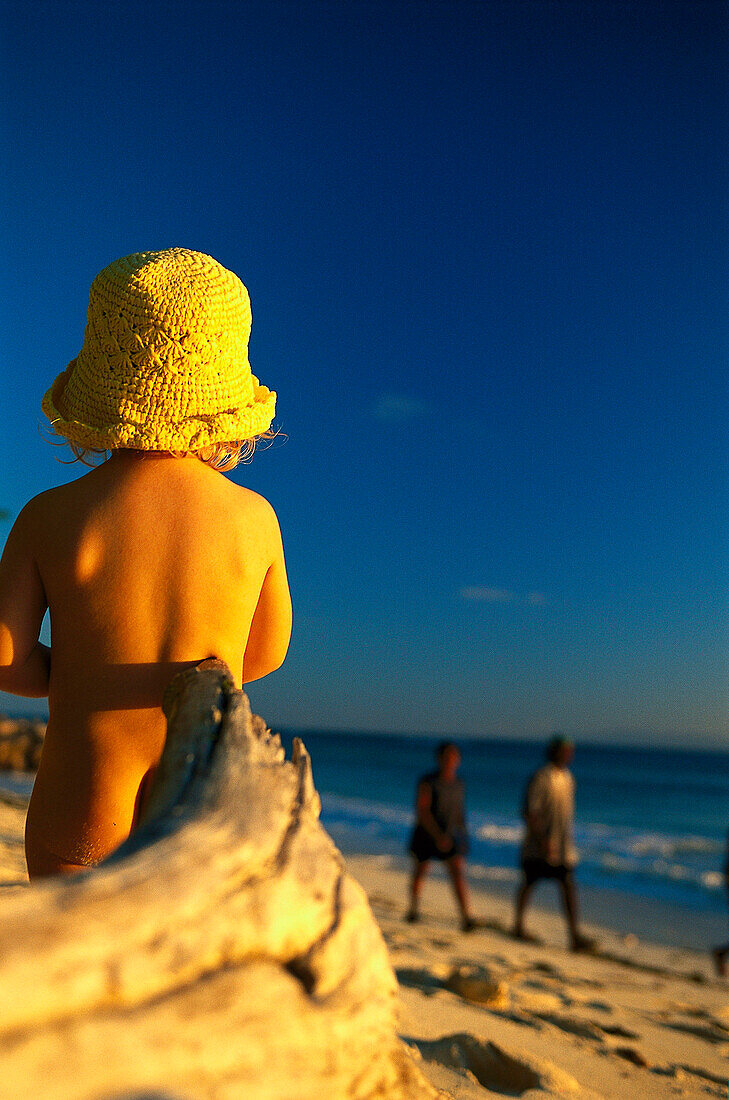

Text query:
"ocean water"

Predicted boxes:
[[1, 724, 726, 933], [280, 730, 729, 917]]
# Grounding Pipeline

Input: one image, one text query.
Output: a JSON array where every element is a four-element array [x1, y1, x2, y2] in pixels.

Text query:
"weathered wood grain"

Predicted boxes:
[[0, 660, 442, 1099]]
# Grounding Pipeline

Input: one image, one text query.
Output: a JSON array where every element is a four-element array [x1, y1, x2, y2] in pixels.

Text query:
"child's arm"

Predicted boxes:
[[0, 502, 50, 698], [242, 502, 292, 684]]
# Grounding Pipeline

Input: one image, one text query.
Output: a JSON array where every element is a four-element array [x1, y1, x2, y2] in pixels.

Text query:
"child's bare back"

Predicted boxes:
[[20, 453, 289, 875], [0, 249, 291, 878]]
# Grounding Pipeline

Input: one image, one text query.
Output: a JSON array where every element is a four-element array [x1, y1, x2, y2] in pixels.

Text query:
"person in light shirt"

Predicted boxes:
[[513, 735, 595, 952]]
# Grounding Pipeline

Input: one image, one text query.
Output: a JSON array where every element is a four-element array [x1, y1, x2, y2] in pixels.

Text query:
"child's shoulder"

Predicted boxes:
[[17, 471, 97, 523], [12, 481, 74, 529], [228, 481, 279, 514], [225, 482, 284, 537], [11, 461, 135, 544], [5, 481, 88, 562], [1, 484, 73, 562]]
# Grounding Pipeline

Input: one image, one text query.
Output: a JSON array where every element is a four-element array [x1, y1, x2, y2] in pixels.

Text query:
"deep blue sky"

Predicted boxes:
[[0, 1, 727, 745]]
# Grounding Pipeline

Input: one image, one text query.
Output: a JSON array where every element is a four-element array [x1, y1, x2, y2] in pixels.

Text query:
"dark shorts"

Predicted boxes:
[[408, 825, 469, 863], [521, 857, 573, 885]]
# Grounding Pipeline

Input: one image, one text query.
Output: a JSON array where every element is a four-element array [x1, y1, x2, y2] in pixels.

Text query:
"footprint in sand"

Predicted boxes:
[[530, 1010, 642, 1045], [528, 961, 605, 990], [395, 966, 447, 997], [428, 936, 456, 949], [614, 1046, 650, 1068], [409, 1033, 582, 1096], [668, 1063, 729, 1090], [530, 1011, 608, 1043], [659, 1018, 729, 1045], [599, 1023, 641, 1039], [580, 999, 613, 1013], [105, 1093, 191, 1099]]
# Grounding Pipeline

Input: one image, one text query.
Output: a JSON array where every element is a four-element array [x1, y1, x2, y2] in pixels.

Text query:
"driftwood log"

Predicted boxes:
[[0, 660, 441, 1099]]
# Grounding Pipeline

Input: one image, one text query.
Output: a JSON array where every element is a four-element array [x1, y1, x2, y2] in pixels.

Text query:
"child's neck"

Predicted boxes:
[[109, 450, 194, 463]]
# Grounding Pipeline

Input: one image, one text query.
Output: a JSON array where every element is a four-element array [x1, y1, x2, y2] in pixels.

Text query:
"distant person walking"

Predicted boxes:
[[513, 735, 594, 952], [711, 832, 729, 977], [406, 741, 476, 932]]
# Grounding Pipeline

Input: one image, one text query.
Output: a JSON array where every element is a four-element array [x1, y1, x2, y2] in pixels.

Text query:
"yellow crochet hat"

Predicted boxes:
[[42, 248, 276, 452]]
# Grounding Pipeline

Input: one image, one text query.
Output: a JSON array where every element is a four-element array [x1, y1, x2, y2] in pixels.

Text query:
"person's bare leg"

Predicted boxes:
[[712, 944, 728, 977], [558, 875, 579, 943], [407, 858, 429, 921], [447, 855, 474, 930], [513, 875, 534, 938], [559, 875, 594, 951]]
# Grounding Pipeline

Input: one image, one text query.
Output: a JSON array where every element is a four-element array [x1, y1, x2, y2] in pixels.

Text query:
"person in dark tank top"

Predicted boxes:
[[406, 741, 476, 931]]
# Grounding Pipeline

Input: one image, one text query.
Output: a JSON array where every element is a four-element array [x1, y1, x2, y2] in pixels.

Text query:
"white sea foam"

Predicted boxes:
[[476, 823, 523, 845], [320, 791, 413, 828], [315, 787, 726, 906], [621, 833, 722, 857]]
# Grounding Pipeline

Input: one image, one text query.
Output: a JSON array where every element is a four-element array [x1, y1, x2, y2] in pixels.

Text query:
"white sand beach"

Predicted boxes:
[[0, 785, 726, 1098], [346, 853, 729, 1098]]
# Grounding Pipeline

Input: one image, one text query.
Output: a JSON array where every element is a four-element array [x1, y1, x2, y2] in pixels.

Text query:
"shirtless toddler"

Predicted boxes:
[[0, 249, 292, 878]]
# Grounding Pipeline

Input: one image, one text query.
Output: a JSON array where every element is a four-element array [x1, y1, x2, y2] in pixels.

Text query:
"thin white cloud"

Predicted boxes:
[[373, 393, 428, 422], [460, 586, 514, 603], [526, 591, 547, 605]]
